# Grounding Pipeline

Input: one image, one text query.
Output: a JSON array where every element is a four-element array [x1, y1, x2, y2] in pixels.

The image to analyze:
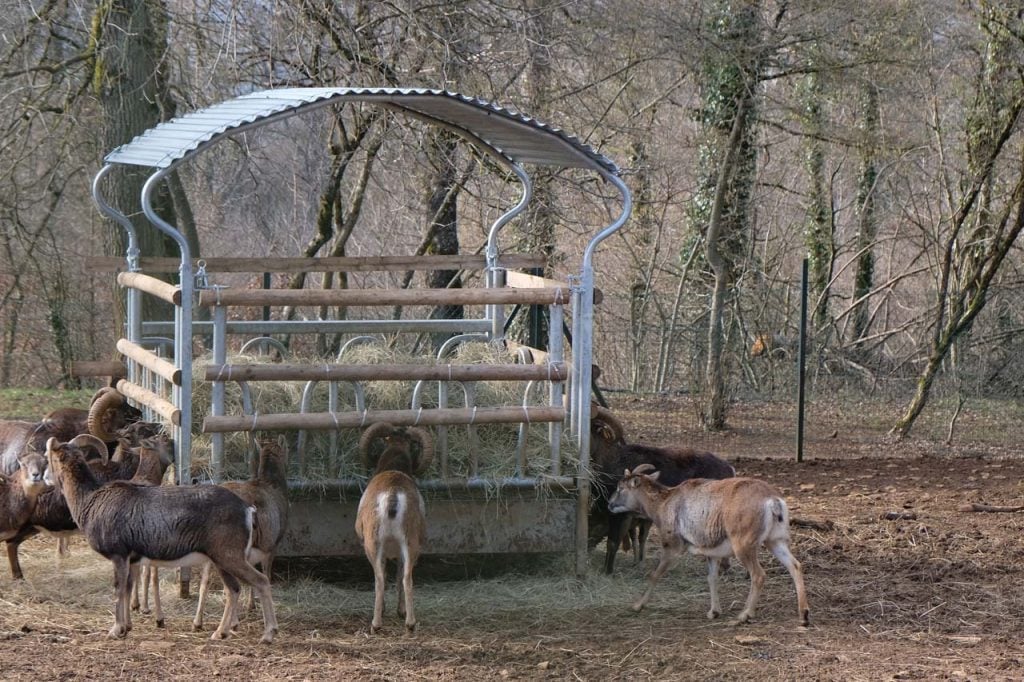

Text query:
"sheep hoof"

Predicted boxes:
[[631, 602, 644, 613], [210, 629, 228, 640], [192, 623, 203, 632], [800, 610, 810, 627], [155, 619, 165, 629], [405, 622, 416, 633], [732, 613, 751, 626], [108, 626, 127, 639], [260, 632, 274, 644], [706, 609, 720, 620]]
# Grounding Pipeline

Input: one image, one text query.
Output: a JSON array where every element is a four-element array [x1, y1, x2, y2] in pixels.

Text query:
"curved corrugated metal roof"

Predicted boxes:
[[104, 87, 620, 175]]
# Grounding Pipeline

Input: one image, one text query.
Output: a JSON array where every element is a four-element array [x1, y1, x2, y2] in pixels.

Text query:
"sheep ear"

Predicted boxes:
[[623, 468, 631, 477]]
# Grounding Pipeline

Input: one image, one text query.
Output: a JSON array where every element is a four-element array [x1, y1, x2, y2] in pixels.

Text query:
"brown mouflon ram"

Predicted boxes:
[[355, 422, 432, 633], [589, 404, 735, 574], [45, 436, 278, 643]]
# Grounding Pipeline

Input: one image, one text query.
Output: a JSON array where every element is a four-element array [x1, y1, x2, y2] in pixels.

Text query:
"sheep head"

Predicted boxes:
[[590, 403, 625, 447], [256, 435, 288, 482], [87, 389, 142, 442], [11, 452, 48, 497], [608, 464, 660, 515], [359, 422, 433, 477], [68, 434, 110, 465]]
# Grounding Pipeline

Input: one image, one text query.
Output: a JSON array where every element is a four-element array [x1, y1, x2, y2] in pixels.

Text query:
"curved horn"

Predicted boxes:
[[590, 403, 625, 444], [405, 426, 435, 476], [358, 422, 395, 471], [87, 389, 124, 442], [89, 386, 115, 406], [69, 434, 110, 464], [630, 463, 657, 476]]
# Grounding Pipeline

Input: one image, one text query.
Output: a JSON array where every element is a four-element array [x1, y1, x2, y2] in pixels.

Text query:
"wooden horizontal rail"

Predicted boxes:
[[116, 339, 182, 386], [203, 406, 565, 433], [204, 362, 568, 383], [197, 286, 570, 308], [116, 272, 182, 306], [89, 254, 547, 274], [70, 360, 126, 379], [506, 271, 601, 305], [115, 379, 181, 426]]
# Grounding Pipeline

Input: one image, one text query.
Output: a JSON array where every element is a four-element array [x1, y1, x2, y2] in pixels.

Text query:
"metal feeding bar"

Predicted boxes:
[[91, 87, 631, 574]]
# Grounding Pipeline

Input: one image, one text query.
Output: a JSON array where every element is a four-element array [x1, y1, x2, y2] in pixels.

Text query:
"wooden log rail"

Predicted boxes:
[[197, 286, 571, 308], [204, 362, 568, 383], [505, 271, 601, 305], [116, 272, 182, 306], [115, 379, 181, 426], [203, 406, 565, 433], [71, 360, 127, 379], [117, 339, 182, 386], [89, 254, 547, 274]]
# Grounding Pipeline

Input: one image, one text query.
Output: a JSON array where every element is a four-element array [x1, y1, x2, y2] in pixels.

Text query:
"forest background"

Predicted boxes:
[[3, 0, 1024, 439]]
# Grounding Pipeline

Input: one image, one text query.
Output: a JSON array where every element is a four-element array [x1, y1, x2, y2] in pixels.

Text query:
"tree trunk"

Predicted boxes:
[[800, 70, 833, 331], [92, 0, 179, 326], [692, 0, 762, 430], [851, 81, 880, 350]]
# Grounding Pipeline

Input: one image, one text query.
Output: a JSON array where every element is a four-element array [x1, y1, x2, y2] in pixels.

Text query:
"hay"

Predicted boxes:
[[188, 342, 578, 482]]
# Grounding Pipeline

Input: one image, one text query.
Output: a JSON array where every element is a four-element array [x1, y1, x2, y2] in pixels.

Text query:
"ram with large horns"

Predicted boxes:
[[355, 422, 433, 633]]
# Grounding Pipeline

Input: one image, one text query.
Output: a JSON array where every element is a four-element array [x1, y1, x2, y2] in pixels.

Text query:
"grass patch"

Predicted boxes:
[[0, 388, 95, 420]]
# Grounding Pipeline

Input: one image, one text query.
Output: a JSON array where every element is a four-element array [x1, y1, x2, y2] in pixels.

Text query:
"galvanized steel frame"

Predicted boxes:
[[90, 87, 631, 573]]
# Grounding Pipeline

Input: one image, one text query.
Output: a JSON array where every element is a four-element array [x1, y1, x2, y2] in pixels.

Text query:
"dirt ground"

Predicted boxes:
[[2, 393, 1024, 681]]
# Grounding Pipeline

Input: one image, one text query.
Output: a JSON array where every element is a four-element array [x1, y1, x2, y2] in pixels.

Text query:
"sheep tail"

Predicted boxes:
[[244, 505, 256, 556], [769, 497, 788, 526], [386, 492, 399, 520]]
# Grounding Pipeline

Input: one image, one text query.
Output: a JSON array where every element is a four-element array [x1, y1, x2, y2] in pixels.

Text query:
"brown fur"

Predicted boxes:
[[193, 438, 290, 631], [355, 423, 430, 633], [45, 437, 278, 643], [610, 467, 809, 626], [0, 453, 48, 543]]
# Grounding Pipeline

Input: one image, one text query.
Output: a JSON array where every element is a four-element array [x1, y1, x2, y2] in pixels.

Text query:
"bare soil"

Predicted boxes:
[[3, 393, 1023, 680]]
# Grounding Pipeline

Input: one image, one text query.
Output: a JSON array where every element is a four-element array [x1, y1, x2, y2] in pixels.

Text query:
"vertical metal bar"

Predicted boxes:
[[574, 172, 632, 578], [797, 257, 809, 463], [141, 170, 193, 488], [465, 383, 479, 479], [484, 164, 532, 342], [328, 382, 339, 476], [211, 303, 227, 481], [548, 303, 564, 478]]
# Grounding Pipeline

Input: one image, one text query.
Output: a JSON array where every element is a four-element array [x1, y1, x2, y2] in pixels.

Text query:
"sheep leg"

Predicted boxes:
[[371, 549, 387, 634], [141, 565, 152, 614], [633, 542, 683, 612], [130, 563, 141, 612], [193, 561, 213, 631], [604, 512, 629, 574], [150, 566, 164, 628], [770, 540, 810, 627], [6, 539, 24, 581], [734, 546, 765, 625], [400, 549, 416, 632], [57, 536, 70, 557], [109, 558, 131, 638], [246, 568, 278, 644], [223, 561, 277, 644], [706, 557, 722, 619], [637, 520, 652, 563], [211, 569, 241, 640]]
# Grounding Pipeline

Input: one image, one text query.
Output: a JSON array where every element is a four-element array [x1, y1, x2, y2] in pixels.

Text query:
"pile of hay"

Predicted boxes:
[[189, 341, 579, 482]]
